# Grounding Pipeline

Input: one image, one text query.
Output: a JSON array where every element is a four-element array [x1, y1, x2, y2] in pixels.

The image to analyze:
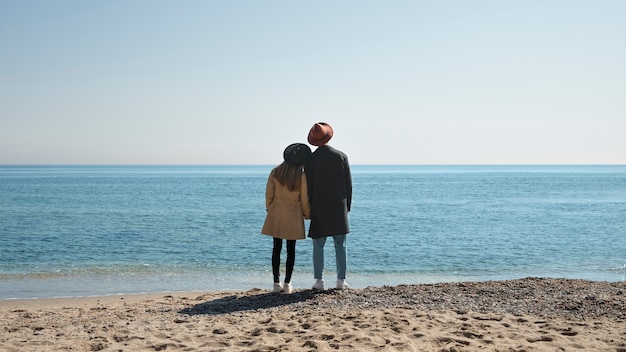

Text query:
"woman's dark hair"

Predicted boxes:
[[272, 162, 303, 192]]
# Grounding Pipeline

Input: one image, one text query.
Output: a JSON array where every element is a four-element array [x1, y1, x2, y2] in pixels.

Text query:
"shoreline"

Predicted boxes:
[[2, 270, 624, 301], [1, 277, 624, 351]]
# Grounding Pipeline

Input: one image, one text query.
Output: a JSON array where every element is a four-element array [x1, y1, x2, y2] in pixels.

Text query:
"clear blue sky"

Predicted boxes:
[[1, 1, 625, 165]]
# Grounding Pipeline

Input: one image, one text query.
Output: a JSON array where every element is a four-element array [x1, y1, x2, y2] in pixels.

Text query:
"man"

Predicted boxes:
[[305, 122, 352, 290]]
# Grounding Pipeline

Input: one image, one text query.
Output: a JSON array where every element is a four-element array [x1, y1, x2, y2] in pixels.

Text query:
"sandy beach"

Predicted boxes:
[[1, 278, 624, 351]]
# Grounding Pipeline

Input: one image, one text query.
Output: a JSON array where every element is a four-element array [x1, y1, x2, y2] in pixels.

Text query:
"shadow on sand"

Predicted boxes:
[[180, 289, 337, 316]]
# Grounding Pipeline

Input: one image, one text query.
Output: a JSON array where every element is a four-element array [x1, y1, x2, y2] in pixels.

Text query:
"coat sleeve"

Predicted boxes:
[[343, 155, 352, 212], [265, 174, 275, 211], [300, 173, 311, 219]]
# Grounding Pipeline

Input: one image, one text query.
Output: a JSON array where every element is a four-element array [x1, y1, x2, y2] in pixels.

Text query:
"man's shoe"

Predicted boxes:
[[336, 279, 349, 290], [312, 279, 324, 290], [273, 282, 283, 293], [283, 282, 293, 293]]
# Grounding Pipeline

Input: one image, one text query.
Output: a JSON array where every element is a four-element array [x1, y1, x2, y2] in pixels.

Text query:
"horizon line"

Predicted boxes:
[[1, 163, 625, 167]]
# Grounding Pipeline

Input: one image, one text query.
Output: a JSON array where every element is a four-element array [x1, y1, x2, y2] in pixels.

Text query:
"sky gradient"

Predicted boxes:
[[2, 1, 625, 165]]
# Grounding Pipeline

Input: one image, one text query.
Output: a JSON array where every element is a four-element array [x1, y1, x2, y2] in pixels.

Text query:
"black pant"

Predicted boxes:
[[272, 238, 296, 283]]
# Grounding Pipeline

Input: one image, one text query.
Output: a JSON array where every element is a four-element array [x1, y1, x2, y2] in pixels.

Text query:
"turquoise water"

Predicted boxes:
[[1, 165, 625, 299]]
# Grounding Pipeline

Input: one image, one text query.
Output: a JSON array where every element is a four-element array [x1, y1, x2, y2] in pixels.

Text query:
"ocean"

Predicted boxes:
[[1, 165, 625, 299]]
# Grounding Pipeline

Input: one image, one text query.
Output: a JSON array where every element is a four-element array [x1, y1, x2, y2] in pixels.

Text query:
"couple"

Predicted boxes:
[[261, 122, 352, 293]]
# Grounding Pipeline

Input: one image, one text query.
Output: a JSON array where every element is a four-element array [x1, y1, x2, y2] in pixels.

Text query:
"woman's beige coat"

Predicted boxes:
[[261, 172, 310, 240]]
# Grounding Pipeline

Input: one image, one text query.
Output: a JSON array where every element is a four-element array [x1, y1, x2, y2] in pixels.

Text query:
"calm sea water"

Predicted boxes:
[[1, 165, 625, 299]]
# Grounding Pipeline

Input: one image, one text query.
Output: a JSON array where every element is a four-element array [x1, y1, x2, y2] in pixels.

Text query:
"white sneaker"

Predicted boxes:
[[273, 282, 283, 293], [312, 279, 324, 290], [282, 282, 293, 293], [336, 279, 349, 290]]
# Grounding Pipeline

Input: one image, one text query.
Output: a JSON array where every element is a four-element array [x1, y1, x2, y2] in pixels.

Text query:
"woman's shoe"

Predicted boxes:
[[273, 282, 283, 293], [283, 282, 293, 293]]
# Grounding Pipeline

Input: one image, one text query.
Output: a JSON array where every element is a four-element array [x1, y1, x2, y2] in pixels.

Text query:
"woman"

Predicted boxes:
[[261, 143, 311, 293]]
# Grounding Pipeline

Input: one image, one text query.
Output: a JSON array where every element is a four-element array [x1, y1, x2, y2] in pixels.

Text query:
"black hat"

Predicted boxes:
[[283, 143, 312, 166]]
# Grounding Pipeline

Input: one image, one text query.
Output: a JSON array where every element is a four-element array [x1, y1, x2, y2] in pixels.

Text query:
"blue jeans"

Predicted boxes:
[[312, 235, 347, 280]]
